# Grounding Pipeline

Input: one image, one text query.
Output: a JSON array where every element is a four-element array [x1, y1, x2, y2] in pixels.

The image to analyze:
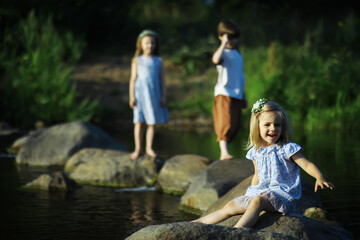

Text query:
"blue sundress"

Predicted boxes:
[[133, 55, 169, 125], [233, 142, 303, 215]]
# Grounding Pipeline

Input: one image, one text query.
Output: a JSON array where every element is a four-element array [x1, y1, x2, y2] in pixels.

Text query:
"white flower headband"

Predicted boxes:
[[251, 98, 268, 113]]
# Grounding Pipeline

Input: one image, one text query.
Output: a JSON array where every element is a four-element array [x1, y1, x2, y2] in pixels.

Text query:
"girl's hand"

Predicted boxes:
[[314, 177, 335, 192], [129, 99, 136, 109]]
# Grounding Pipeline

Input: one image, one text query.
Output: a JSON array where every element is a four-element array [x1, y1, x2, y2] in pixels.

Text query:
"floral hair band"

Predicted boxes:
[[138, 29, 159, 39], [251, 98, 268, 113]]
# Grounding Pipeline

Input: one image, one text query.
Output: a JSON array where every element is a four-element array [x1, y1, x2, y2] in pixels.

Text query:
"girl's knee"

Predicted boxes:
[[223, 200, 243, 215], [224, 200, 237, 209], [249, 196, 264, 209], [249, 195, 273, 211]]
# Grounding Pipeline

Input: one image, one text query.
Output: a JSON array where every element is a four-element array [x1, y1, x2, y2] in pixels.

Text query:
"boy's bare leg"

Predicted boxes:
[[192, 200, 246, 225], [131, 123, 145, 160], [234, 195, 275, 228], [146, 125, 157, 158], [219, 140, 233, 160]]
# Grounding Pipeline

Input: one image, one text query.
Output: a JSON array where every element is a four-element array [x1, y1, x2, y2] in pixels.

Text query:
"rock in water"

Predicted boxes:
[[65, 148, 164, 187], [16, 121, 126, 166], [24, 171, 78, 191], [180, 158, 253, 214], [157, 154, 211, 195]]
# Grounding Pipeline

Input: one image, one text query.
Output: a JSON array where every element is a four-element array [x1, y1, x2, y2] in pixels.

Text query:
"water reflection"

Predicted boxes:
[[130, 192, 154, 224]]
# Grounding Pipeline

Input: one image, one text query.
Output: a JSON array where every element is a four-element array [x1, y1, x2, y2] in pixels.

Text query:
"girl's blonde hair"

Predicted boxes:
[[132, 30, 160, 62], [246, 100, 292, 150]]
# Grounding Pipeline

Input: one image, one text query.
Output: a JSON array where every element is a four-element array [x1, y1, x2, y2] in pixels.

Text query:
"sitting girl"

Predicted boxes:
[[192, 98, 335, 228]]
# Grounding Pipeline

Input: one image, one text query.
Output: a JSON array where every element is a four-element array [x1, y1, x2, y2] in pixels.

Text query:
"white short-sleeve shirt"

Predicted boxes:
[[214, 48, 245, 100]]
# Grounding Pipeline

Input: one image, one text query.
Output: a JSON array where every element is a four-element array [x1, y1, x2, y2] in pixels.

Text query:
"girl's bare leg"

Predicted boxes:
[[192, 200, 246, 225], [234, 195, 275, 228], [145, 125, 157, 157], [131, 123, 145, 160]]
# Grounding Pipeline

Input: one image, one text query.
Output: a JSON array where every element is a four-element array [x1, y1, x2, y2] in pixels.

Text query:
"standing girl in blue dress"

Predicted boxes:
[[129, 30, 169, 160], [193, 98, 334, 228]]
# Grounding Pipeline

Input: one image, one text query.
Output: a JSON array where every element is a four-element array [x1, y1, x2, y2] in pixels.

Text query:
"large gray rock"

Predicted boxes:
[[126, 222, 297, 240], [126, 217, 352, 240], [157, 154, 211, 195], [16, 121, 126, 166], [217, 213, 352, 240], [204, 176, 322, 216], [180, 158, 253, 214], [203, 175, 253, 215], [65, 148, 164, 187]]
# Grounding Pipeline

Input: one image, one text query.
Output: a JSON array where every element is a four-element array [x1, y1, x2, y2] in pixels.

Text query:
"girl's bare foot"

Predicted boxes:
[[130, 151, 141, 160], [146, 149, 157, 158], [220, 154, 234, 160]]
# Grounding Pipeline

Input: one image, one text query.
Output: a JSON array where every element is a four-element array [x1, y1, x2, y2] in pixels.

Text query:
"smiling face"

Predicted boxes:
[[258, 111, 282, 146], [141, 35, 156, 56]]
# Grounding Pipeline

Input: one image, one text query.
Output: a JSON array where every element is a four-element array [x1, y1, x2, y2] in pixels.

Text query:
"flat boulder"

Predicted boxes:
[[65, 148, 164, 187], [126, 216, 352, 240], [157, 154, 211, 195], [16, 121, 126, 166], [180, 158, 253, 214], [126, 221, 297, 240], [217, 213, 352, 240]]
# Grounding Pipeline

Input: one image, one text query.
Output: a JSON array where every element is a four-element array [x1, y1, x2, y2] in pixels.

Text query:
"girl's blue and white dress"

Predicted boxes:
[[233, 142, 303, 215], [133, 55, 169, 125]]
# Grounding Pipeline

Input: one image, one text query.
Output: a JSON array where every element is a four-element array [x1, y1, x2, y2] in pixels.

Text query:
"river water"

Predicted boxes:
[[1, 128, 359, 239]]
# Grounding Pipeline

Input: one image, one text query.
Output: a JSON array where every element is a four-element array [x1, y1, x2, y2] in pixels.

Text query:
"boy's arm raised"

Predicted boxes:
[[212, 34, 228, 64]]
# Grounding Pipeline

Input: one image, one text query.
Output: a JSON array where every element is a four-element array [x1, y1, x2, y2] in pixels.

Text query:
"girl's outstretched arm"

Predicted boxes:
[[292, 152, 335, 192], [129, 60, 137, 109]]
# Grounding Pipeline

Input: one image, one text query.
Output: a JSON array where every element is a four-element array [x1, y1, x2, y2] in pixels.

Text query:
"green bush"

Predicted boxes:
[[0, 11, 98, 127], [168, 70, 214, 119]]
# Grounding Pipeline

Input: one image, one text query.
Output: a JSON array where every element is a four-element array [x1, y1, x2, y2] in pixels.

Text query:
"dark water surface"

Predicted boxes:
[[1, 128, 359, 239]]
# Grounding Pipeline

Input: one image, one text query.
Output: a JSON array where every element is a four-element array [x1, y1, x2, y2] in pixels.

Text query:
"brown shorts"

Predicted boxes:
[[213, 95, 247, 143]]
